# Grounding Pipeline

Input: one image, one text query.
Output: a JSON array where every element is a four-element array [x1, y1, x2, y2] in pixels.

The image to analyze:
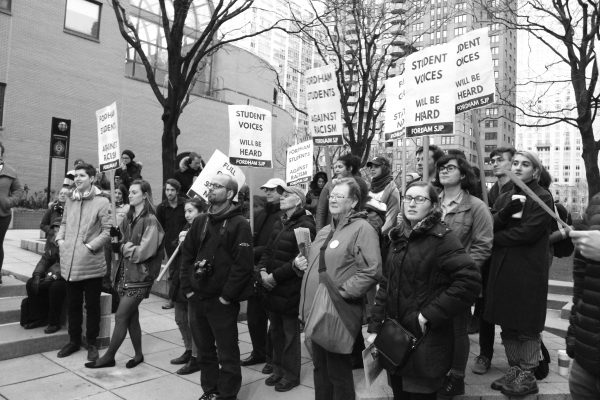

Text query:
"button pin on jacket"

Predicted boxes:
[[329, 240, 339, 249]]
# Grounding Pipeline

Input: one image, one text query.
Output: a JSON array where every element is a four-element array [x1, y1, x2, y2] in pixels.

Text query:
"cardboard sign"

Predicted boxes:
[[188, 149, 246, 201], [306, 64, 344, 146], [228, 105, 272, 168], [96, 102, 120, 172], [404, 43, 455, 137], [286, 140, 313, 185], [384, 75, 406, 139], [454, 27, 495, 113]]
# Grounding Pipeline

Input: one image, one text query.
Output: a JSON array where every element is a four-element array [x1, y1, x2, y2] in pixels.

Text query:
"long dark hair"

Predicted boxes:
[[127, 179, 155, 220], [116, 184, 129, 205]]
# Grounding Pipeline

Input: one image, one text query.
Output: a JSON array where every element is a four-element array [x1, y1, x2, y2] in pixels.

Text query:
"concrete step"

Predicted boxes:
[[545, 309, 569, 339], [19, 238, 45, 256], [0, 275, 26, 297], [0, 296, 25, 324], [547, 293, 571, 310], [0, 322, 68, 361], [548, 279, 572, 296]]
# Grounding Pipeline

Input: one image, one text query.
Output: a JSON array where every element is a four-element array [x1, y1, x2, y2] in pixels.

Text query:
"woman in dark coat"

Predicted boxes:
[[258, 185, 316, 392], [305, 171, 327, 215], [485, 150, 554, 397], [368, 181, 480, 400], [115, 150, 142, 188]]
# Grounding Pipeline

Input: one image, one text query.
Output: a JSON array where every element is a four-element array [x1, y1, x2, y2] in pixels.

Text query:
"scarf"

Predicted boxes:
[[370, 173, 393, 194]]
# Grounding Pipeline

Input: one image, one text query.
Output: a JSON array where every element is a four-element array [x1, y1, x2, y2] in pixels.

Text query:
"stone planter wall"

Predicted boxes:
[[10, 209, 47, 229]]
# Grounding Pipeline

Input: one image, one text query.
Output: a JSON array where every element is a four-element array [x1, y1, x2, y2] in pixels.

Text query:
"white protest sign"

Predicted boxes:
[[228, 105, 272, 168], [188, 149, 246, 201], [96, 102, 120, 171], [286, 141, 313, 185], [404, 43, 455, 137], [384, 74, 406, 139], [306, 64, 344, 146], [454, 27, 495, 113]]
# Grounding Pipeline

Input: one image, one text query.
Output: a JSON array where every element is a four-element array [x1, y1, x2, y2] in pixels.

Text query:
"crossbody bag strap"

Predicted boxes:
[[318, 229, 335, 273]]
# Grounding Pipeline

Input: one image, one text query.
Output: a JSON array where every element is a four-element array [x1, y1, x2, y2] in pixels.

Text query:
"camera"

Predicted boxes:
[[194, 259, 214, 280]]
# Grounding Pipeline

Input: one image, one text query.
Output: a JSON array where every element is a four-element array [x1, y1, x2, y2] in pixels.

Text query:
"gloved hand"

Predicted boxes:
[[110, 226, 122, 241], [498, 199, 524, 221], [31, 274, 41, 295]]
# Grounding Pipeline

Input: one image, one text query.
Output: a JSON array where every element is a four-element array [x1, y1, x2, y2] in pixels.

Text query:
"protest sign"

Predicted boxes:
[[404, 43, 455, 137], [306, 64, 344, 146], [286, 140, 313, 185], [188, 149, 246, 201], [454, 27, 495, 113], [96, 102, 120, 172], [384, 75, 406, 139], [228, 105, 272, 168]]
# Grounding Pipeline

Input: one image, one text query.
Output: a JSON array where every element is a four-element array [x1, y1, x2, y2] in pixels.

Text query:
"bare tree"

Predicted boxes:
[[110, 0, 298, 184], [473, 0, 600, 199]]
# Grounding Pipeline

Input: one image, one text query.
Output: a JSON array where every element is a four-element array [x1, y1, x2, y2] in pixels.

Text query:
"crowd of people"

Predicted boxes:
[[1, 141, 599, 400]]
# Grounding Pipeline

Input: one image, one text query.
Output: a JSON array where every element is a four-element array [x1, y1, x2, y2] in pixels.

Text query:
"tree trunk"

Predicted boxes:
[[161, 108, 180, 187]]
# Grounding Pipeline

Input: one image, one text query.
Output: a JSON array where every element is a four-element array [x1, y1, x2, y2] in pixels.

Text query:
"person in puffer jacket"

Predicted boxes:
[[566, 192, 600, 400], [55, 163, 111, 362]]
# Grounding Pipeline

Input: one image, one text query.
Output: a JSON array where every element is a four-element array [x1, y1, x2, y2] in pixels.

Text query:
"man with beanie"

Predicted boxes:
[[56, 163, 111, 361], [241, 177, 285, 373]]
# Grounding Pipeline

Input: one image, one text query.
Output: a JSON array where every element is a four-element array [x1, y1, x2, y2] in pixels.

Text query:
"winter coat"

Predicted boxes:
[[115, 161, 142, 188], [315, 176, 370, 232], [253, 202, 283, 264], [180, 204, 253, 302], [113, 207, 165, 290], [173, 160, 201, 195], [368, 180, 401, 236], [368, 212, 480, 386], [56, 189, 111, 281], [40, 202, 65, 248], [169, 222, 191, 303], [0, 164, 23, 217], [442, 191, 493, 269], [488, 180, 513, 208], [484, 180, 553, 332], [300, 211, 381, 326], [156, 197, 187, 257], [258, 208, 316, 316], [305, 190, 321, 215]]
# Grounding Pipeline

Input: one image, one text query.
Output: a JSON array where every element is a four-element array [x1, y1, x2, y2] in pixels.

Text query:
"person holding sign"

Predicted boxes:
[[56, 163, 111, 362], [180, 174, 253, 400], [485, 151, 554, 397], [256, 185, 316, 392], [85, 180, 164, 369], [434, 155, 493, 398]]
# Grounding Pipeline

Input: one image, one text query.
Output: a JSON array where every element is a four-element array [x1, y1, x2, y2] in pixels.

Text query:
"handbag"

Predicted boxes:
[[373, 250, 425, 373], [304, 230, 362, 355]]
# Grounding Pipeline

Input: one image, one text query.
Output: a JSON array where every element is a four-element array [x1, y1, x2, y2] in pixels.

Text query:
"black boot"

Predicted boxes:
[[171, 349, 192, 365], [177, 356, 201, 375]]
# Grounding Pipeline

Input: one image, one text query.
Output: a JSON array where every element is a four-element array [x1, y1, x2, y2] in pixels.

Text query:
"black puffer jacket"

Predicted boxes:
[[369, 212, 480, 379], [253, 202, 283, 264], [258, 208, 316, 315]]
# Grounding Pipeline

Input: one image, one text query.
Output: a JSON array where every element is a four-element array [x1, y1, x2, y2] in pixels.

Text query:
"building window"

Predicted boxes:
[[0, 83, 5, 126], [0, 0, 10, 13], [454, 27, 466, 36], [484, 120, 498, 128], [64, 0, 102, 40], [491, 47, 499, 55], [485, 132, 497, 140], [490, 35, 499, 43]]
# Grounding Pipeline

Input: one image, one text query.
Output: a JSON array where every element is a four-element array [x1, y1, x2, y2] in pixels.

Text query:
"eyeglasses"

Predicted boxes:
[[438, 165, 458, 173], [207, 182, 225, 190], [403, 195, 431, 204], [328, 194, 347, 201]]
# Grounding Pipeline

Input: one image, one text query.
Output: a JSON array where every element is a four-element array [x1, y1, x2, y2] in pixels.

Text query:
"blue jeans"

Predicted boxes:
[[189, 296, 240, 400], [570, 359, 600, 400]]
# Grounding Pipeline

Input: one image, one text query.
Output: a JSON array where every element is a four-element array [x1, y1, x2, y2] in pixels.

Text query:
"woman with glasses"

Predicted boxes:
[[433, 155, 493, 399], [296, 177, 380, 400], [367, 181, 480, 400], [484, 151, 554, 397]]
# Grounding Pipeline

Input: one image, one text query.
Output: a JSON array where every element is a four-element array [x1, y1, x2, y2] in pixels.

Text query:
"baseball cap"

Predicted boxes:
[[366, 156, 390, 168], [261, 178, 287, 189], [276, 185, 306, 208]]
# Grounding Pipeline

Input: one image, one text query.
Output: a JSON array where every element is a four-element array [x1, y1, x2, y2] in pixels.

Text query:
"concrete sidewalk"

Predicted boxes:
[[0, 230, 572, 400]]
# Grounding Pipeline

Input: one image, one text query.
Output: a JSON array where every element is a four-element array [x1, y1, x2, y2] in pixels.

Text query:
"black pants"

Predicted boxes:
[[269, 312, 301, 383], [0, 214, 11, 274], [476, 260, 495, 360], [66, 277, 102, 345], [312, 342, 355, 400], [246, 294, 271, 361], [26, 277, 67, 326], [189, 296, 241, 400], [389, 374, 437, 400]]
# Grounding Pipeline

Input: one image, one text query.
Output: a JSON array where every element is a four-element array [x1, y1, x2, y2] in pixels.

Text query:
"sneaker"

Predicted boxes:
[[472, 355, 491, 375], [198, 392, 217, 400], [57, 342, 80, 358], [437, 373, 465, 399], [501, 369, 539, 397], [491, 365, 521, 391]]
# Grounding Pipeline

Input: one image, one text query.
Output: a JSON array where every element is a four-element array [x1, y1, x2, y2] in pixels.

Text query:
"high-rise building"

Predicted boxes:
[[234, 0, 321, 140], [372, 0, 517, 182]]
